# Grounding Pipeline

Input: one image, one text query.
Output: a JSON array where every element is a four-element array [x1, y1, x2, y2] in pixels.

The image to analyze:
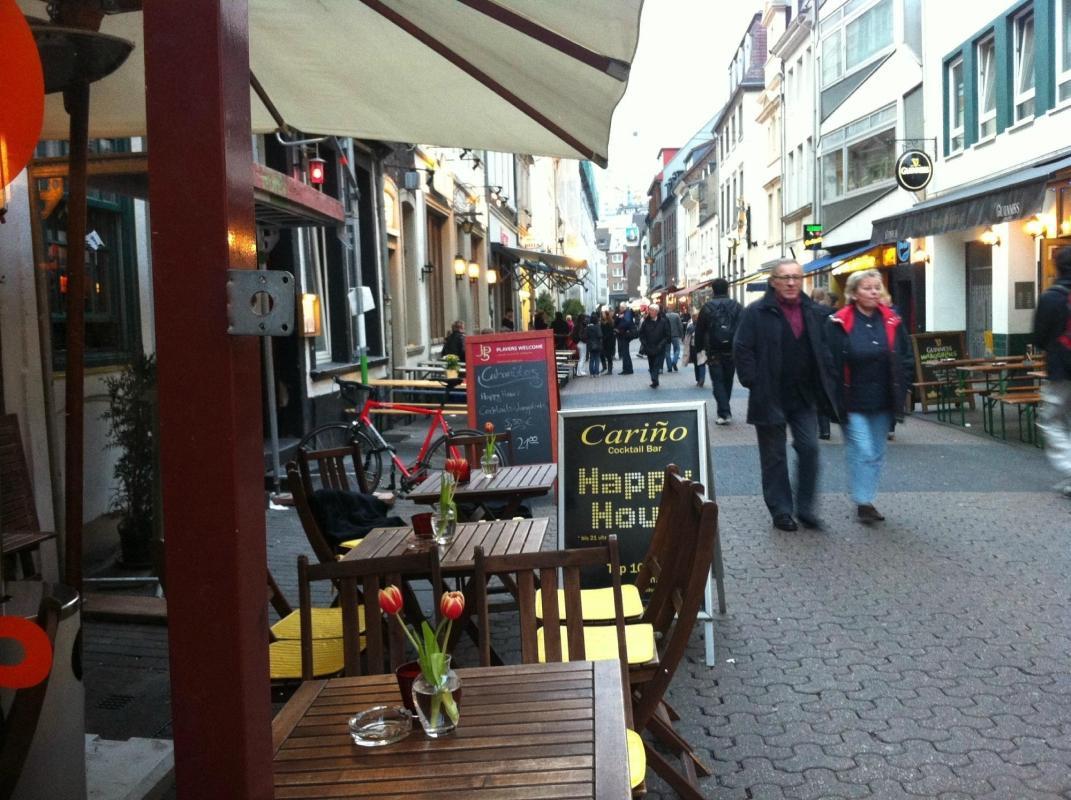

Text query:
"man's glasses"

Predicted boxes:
[[772, 275, 803, 283]]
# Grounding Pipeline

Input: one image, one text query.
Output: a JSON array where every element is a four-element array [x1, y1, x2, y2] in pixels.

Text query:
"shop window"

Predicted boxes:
[[1059, 0, 1071, 102], [977, 35, 997, 139], [820, 0, 892, 86], [947, 57, 965, 152], [1013, 9, 1035, 122]]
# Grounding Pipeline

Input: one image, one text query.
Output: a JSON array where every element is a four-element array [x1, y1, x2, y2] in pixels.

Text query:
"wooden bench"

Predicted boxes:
[[992, 391, 1041, 444], [83, 592, 168, 625], [1, 415, 56, 579]]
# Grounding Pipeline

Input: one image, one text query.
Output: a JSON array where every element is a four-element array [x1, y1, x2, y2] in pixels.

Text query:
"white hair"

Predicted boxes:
[[649, 303, 660, 313]]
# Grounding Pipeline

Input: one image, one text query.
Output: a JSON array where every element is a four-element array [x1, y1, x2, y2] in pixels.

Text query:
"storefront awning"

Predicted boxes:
[[492, 243, 586, 290], [804, 243, 875, 275], [22, 0, 644, 168], [871, 152, 1071, 242]]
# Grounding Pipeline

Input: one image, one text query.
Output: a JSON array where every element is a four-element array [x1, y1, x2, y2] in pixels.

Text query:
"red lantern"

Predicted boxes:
[[0, 0, 45, 192], [307, 156, 326, 186]]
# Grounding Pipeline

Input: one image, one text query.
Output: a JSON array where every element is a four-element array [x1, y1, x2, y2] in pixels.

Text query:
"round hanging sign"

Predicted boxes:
[[0, 0, 45, 191], [895, 149, 933, 192]]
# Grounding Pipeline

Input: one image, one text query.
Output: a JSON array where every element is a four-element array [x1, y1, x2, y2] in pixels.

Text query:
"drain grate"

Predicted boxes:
[[98, 693, 135, 711]]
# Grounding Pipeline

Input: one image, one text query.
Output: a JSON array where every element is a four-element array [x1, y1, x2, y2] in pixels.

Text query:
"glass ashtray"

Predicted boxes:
[[348, 705, 413, 747]]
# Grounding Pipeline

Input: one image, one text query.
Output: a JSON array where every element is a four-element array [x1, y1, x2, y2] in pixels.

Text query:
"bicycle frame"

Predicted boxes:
[[356, 398, 456, 482]]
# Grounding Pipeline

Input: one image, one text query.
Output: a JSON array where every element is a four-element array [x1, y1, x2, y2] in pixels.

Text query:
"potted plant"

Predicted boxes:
[[443, 354, 460, 380], [101, 353, 158, 568]]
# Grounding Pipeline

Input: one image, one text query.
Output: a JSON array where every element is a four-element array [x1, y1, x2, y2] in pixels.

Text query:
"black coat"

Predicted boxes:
[[1033, 276, 1071, 381], [440, 330, 465, 361], [732, 289, 838, 425], [826, 304, 914, 420], [638, 314, 671, 356]]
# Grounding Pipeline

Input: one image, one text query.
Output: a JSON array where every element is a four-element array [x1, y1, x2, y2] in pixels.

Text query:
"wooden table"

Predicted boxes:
[[407, 465, 557, 520], [368, 378, 467, 390], [272, 661, 631, 798]]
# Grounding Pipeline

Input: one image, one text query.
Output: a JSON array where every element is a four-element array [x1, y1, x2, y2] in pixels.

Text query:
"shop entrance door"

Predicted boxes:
[[1041, 238, 1071, 291], [965, 242, 993, 357]]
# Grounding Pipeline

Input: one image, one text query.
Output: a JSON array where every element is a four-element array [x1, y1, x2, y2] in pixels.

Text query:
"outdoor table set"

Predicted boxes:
[[930, 354, 1046, 443]]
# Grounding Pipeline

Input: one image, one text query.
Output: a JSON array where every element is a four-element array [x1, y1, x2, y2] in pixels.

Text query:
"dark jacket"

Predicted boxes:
[[733, 289, 838, 425], [638, 313, 671, 355], [441, 330, 465, 362], [551, 318, 570, 350], [1033, 276, 1071, 382], [695, 296, 743, 354], [583, 321, 602, 352], [827, 303, 913, 420], [600, 319, 616, 354], [614, 308, 636, 338], [665, 310, 684, 339]]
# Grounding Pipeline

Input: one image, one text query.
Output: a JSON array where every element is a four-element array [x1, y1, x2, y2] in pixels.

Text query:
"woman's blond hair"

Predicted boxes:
[[844, 269, 884, 302]]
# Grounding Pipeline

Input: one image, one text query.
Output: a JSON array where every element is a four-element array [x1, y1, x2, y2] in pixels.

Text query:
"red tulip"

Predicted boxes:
[[439, 591, 465, 620], [484, 421, 494, 434], [378, 585, 404, 615]]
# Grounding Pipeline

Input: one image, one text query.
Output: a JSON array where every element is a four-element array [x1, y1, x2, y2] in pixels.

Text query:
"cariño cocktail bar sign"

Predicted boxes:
[[895, 149, 933, 191]]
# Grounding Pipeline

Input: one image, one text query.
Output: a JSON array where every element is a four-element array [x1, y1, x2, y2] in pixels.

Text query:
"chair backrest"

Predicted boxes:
[[285, 461, 340, 566], [0, 414, 40, 533], [297, 441, 370, 497], [0, 596, 61, 800], [445, 429, 514, 468], [632, 464, 686, 602], [632, 482, 719, 731], [297, 547, 444, 678], [473, 536, 629, 687], [266, 569, 294, 630]]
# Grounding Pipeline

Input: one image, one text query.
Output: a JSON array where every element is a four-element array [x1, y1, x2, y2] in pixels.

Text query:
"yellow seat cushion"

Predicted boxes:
[[626, 729, 646, 789], [536, 623, 655, 665], [534, 585, 644, 621], [338, 538, 361, 551], [270, 605, 366, 640], [268, 638, 344, 680]]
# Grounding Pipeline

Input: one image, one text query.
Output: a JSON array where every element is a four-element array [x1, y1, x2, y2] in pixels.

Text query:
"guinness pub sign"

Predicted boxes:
[[895, 149, 933, 192]]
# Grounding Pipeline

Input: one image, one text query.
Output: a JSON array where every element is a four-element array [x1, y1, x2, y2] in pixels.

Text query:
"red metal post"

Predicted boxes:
[[143, 2, 272, 796]]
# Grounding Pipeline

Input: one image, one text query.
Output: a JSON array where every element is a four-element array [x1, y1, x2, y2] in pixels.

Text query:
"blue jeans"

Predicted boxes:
[[664, 338, 681, 370], [618, 337, 633, 373], [588, 349, 601, 375], [754, 406, 819, 518], [707, 352, 735, 420], [843, 410, 892, 505]]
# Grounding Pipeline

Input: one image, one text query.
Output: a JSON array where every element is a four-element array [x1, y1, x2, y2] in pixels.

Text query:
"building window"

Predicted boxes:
[[948, 57, 965, 152], [821, 0, 893, 86], [1013, 10, 1035, 121], [977, 35, 997, 139], [1059, 0, 1071, 102], [821, 103, 896, 201]]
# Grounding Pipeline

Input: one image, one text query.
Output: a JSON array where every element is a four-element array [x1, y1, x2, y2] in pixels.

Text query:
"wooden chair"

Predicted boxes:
[[473, 536, 646, 792], [297, 547, 444, 678], [0, 596, 61, 800], [286, 461, 360, 565], [266, 571, 345, 689], [0, 414, 57, 579], [296, 441, 372, 496], [444, 428, 514, 468]]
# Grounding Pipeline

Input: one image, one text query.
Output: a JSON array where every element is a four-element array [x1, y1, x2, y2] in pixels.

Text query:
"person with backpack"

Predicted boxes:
[[613, 302, 636, 375], [1032, 245, 1071, 497], [695, 278, 743, 424], [583, 313, 602, 376]]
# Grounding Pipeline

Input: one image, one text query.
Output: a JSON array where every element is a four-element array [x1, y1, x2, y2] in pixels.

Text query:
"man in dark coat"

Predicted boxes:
[[733, 259, 838, 531], [440, 320, 466, 362], [638, 303, 671, 388], [695, 278, 743, 424], [613, 302, 636, 374], [1033, 245, 1071, 496]]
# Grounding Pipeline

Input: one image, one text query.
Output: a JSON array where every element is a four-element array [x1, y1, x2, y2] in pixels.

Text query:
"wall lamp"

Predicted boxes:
[[453, 254, 467, 279], [300, 293, 322, 338], [1024, 213, 1056, 238], [467, 260, 480, 282], [421, 263, 435, 282], [458, 211, 479, 234], [979, 228, 1001, 247], [486, 268, 498, 285]]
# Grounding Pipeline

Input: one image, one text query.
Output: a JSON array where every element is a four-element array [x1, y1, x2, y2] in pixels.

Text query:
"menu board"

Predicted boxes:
[[911, 331, 967, 411], [466, 330, 558, 464], [557, 402, 709, 588]]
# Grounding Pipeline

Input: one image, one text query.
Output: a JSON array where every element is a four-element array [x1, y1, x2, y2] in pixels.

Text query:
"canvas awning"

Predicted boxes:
[[803, 242, 875, 275], [871, 151, 1071, 242], [492, 243, 586, 289], [21, 0, 644, 167]]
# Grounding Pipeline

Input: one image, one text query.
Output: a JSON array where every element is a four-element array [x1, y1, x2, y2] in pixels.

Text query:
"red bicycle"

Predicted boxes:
[[297, 378, 486, 493]]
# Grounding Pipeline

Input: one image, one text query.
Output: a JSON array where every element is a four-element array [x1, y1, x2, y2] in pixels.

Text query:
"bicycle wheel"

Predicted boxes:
[[297, 424, 384, 493], [352, 430, 384, 493]]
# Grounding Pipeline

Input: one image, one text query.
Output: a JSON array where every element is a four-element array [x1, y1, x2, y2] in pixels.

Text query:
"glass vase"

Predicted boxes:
[[431, 502, 457, 545], [480, 452, 500, 478], [411, 660, 461, 737]]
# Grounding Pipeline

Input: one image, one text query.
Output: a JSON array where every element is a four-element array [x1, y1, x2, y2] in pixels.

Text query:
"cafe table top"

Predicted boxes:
[[342, 517, 549, 572], [407, 464, 557, 511], [272, 660, 632, 799], [367, 378, 468, 390]]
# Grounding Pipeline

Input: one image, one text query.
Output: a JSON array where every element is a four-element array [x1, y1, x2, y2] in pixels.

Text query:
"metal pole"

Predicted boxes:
[[260, 260, 282, 497]]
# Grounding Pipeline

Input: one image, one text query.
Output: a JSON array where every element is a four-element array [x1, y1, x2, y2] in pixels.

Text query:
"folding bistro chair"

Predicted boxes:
[[296, 441, 372, 496], [286, 461, 359, 565], [473, 536, 647, 793], [267, 571, 345, 692], [297, 547, 444, 678]]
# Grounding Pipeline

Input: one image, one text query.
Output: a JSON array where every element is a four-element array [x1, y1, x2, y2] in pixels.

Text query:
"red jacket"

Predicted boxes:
[[827, 303, 913, 417]]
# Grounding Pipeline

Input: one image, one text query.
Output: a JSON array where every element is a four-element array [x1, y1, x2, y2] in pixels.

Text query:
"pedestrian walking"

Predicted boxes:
[[696, 278, 743, 425], [810, 287, 837, 440], [827, 269, 913, 524], [664, 306, 684, 372], [638, 303, 671, 388], [614, 302, 636, 374], [600, 308, 616, 374], [574, 312, 588, 376], [440, 320, 466, 361], [583, 313, 602, 376], [682, 311, 708, 387], [1032, 245, 1071, 497], [733, 259, 838, 531]]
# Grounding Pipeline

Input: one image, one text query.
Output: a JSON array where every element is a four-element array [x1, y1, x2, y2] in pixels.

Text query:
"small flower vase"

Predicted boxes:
[[480, 452, 500, 478], [444, 367, 459, 380], [411, 659, 461, 737], [431, 502, 457, 545]]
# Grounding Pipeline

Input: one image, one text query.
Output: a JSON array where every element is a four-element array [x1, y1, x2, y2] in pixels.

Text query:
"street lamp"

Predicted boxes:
[[453, 254, 466, 280], [468, 260, 480, 282]]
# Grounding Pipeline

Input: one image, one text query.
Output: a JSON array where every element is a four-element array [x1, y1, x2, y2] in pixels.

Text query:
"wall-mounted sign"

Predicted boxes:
[[803, 224, 823, 250], [895, 149, 933, 192], [896, 240, 912, 263]]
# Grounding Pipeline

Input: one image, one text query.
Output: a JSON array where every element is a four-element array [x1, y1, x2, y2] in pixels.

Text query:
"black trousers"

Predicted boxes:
[[754, 405, 819, 518]]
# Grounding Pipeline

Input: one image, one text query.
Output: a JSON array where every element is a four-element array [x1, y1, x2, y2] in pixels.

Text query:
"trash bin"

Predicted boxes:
[[0, 580, 84, 800]]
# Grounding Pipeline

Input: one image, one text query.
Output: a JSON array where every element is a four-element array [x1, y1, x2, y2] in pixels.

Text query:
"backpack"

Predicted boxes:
[[701, 299, 738, 351], [1055, 285, 1071, 351]]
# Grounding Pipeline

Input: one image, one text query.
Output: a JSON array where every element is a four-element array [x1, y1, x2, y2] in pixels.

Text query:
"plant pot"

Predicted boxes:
[[431, 503, 457, 545], [411, 662, 462, 737], [480, 452, 500, 478], [444, 368, 459, 380], [118, 519, 154, 569]]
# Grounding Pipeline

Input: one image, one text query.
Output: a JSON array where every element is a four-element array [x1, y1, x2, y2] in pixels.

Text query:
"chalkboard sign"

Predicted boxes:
[[466, 330, 558, 464], [911, 330, 967, 412]]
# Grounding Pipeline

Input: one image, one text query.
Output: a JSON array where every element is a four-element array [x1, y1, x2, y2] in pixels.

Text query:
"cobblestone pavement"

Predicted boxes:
[[84, 343, 1071, 799]]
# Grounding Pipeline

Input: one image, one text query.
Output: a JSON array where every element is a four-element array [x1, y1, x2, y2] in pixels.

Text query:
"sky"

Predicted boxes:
[[599, 0, 763, 214]]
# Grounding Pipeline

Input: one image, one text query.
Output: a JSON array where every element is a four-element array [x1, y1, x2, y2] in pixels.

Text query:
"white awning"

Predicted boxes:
[[21, 0, 644, 167]]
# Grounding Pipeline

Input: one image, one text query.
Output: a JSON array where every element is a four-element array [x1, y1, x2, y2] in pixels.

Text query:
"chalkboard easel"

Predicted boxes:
[[911, 330, 967, 412]]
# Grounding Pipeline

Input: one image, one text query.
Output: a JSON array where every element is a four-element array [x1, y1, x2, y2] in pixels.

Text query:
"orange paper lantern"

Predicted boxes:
[[0, 0, 45, 191]]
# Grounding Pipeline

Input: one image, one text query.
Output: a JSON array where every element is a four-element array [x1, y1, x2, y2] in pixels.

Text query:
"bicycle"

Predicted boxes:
[[297, 377, 501, 493]]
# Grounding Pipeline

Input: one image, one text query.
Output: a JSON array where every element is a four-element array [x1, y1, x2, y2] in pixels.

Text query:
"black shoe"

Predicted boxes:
[[650, 380, 659, 388], [818, 433, 831, 440], [772, 513, 798, 532], [797, 512, 825, 530], [621, 370, 634, 375], [857, 504, 885, 523]]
